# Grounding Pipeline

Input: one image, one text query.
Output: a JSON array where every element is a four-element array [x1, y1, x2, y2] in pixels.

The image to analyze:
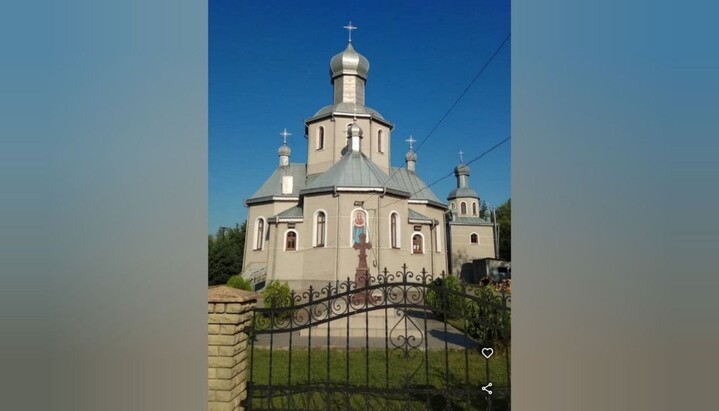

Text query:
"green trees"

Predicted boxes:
[[496, 199, 511, 261], [208, 222, 246, 285]]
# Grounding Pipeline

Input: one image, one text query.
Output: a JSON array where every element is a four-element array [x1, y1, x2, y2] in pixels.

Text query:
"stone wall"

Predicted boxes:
[[208, 286, 258, 411]]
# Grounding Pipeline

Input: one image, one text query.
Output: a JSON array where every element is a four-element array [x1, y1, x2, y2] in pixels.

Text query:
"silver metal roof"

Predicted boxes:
[[447, 187, 479, 200], [407, 209, 439, 224], [246, 163, 307, 203], [302, 151, 408, 195], [450, 215, 493, 225], [330, 42, 369, 80], [389, 167, 444, 205], [308, 102, 388, 123], [268, 205, 304, 222]]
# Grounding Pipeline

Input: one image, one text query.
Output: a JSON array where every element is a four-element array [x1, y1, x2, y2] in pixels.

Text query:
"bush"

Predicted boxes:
[[464, 285, 511, 346], [425, 275, 463, 319], [226, 274, 252, 291], [261, 280, 294, 311]]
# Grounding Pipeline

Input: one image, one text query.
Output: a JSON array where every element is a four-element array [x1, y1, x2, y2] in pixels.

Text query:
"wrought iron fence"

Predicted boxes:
[[246, 264, 511, 410]]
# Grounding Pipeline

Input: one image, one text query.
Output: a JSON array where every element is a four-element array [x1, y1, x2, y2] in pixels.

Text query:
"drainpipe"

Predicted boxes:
[[334, 187, 340, 287]]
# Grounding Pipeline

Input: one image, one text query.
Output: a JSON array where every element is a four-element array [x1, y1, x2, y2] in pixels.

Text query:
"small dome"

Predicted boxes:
[[278, 144, 291, 156], [347, 122, 363, 138], [330, 42, 370, 80], [454, 163, 470, 176], [405, 150, 417, 162]]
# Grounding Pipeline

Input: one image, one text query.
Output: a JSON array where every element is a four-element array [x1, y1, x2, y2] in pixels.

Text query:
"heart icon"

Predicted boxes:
[[481, 347, 494, 359]]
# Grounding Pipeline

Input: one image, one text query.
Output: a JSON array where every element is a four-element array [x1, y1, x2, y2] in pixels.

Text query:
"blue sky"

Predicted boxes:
[[209, 0, 510, 233]]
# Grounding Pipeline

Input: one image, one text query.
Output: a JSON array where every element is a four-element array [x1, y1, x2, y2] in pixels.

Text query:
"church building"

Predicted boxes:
[[241, 31, 496, 291]]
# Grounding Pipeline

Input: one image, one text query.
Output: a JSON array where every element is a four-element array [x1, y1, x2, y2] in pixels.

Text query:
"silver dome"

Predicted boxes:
[[454, 163, 470, 176], [330, 42, 369, 80], [278, 144, 291, 156], [405, 150, 417, 161], [347, 122, 363, 138]]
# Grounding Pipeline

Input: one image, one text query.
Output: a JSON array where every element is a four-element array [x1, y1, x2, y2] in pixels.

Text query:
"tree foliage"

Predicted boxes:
[[496, 199, 511, 261], [208, 222, 246, 285]]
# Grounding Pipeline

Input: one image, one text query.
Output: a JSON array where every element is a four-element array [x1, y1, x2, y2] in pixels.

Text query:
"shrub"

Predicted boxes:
[[226, 274, 253, 291], [464, 285, 511, 346], [261, 280, 294, 311], [424, 275, 463, 319]]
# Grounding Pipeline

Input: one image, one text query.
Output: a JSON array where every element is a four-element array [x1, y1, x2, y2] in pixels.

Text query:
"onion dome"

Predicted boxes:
[[278, 144, 291, 157], [347, 121, 363, 138], [330, 42, 370, 81], [454, 163, 470, 176], [405, 150, 417, 162]]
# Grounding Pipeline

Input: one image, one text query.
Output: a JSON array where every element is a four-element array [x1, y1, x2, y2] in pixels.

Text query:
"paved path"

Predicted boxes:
[[252, 310, 477, 350]]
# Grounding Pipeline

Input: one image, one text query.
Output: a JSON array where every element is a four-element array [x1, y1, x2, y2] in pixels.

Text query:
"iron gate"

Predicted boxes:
[[246, 265, 511, 410]]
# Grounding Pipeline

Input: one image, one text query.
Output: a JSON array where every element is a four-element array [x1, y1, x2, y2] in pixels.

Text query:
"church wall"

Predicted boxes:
[[243, 201, 298, 272], [448, 224, 496, 274], [449, 197, 481, 217], [306, 116, 391, 176]]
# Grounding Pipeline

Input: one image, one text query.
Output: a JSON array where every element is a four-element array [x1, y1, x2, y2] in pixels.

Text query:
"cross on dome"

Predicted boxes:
[[458, 150, 464, 163], [343, 21, 357, 42], [405, 135, 417, 150], [280, 128, 291, 145]]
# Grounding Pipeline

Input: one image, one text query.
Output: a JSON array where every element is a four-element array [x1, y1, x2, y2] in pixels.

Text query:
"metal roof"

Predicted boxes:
[[407, 209, 438, 224], [447, 187, 479, 200], [450, 215, 494, 226], [301, 151, 409, 196], [246, 163, 307, 203], [308, 102, 388, 123], [389, 167, 444, 205], [268, 206, 304, 222]]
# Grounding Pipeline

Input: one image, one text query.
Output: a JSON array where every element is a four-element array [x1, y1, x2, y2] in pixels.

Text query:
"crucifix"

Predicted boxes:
[[352, 233, 374, 303], [405, 135, 417, 151], [458, 150, 464, 163], [280, 128, 291, 145], [343, 21, 357, 42]]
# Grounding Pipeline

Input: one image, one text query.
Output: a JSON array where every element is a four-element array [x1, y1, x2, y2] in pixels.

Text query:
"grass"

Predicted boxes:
[[248, 347, 510, 410]]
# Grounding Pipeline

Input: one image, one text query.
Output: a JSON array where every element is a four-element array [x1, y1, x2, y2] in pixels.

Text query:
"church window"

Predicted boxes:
[[285, 230, 297, 251], [378, 130, 384, 153], [460, 202, 467, 215], [390, 212, 400, 248], [317, 127, 325, 150], [472, 202, 477, 216], [315, 211, 326, 247], [451, 202, 456, 209], [435, 226, 442, 253], [412, 233, 424, 254], [470, 233, 479, 244], [255, 218, 265, 250]]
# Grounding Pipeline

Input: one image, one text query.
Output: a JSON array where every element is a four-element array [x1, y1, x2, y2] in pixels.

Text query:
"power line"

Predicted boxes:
[[378, 136, 511, 211], [358, 32, 511, 205]]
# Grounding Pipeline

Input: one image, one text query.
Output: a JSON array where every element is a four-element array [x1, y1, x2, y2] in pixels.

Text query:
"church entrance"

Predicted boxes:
[[244, 263, 511, 410]]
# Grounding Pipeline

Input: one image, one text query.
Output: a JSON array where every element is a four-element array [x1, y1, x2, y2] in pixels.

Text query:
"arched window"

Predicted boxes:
[[472, 202, 477, 216], [315, 211, 326, 247], [255, 218, 265, 250], [435, 225, 442, 253], [460, 202, 467, 215], [470, 233, 479, 244], [317, 126, 325, 150], [378, 130, 384, 153], [285, 230, 297, 251], [451, 202, 456, 209], [390, 212, 400, 248], [412, 233, 424, 254]]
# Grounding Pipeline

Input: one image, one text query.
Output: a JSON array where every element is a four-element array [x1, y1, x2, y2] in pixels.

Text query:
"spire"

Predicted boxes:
[[405, 135, 417, 172], [278, 128, 291, 167]]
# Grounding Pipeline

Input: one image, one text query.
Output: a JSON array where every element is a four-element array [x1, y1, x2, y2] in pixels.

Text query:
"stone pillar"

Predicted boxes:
[[208, 286, 258, 411]]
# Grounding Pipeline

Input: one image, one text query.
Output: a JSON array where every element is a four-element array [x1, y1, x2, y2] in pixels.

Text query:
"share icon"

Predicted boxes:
[[481, 382, 493, 395]]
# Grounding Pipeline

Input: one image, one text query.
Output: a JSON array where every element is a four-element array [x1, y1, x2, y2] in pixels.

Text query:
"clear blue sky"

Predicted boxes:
[[209, 0, 510, 233]]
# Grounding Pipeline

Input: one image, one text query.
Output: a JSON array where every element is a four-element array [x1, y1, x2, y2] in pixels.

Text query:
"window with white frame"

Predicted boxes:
[[390, 212, 400, 248], [285, 230, 297, 251], [472, 202, 478, 216], [317, 126, 325, 150], [378, 130, 384, 153], [460, 201, 467, 215], [470, 233, 479, 244], [315, 211, 326, 247], [411, 233, 424, 254], [254, 217, 265, 250]]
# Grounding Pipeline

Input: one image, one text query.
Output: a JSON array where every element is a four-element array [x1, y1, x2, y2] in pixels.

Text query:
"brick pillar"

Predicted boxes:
[[208, 286, 258, 411]]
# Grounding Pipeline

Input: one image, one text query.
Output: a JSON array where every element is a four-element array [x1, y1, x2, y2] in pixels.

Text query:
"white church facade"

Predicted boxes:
[[240, 35, 497, 291]]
